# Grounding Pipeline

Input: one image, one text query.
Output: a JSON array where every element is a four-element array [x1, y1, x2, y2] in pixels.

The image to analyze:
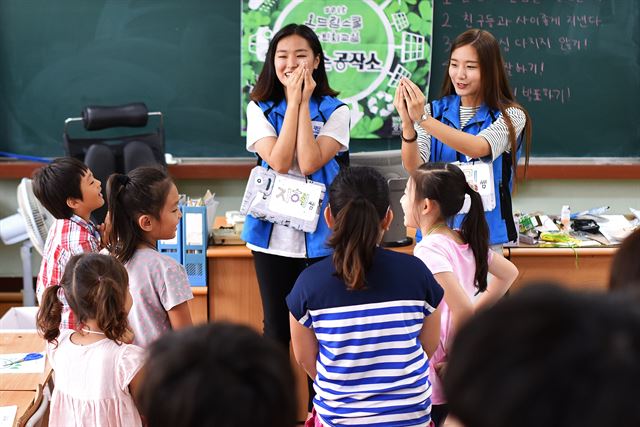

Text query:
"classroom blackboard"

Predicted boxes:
[[0, 0, 638, 158]]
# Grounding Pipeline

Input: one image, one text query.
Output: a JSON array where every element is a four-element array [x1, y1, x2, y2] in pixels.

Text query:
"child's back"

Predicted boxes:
[[288, 248, 442, 425], [287, 167, 443, 427], [37, 253, 144, 427], [47, 330, 144, 427]]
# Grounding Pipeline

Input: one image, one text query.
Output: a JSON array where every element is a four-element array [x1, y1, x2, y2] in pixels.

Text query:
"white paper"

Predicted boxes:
[[0, 406, 17, 427], [185, 212, 204, 246], [0, 352, 45, 374], [597, 215, 633, 243]]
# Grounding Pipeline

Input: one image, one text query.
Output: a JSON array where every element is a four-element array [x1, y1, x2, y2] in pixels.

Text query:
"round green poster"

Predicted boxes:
[[242, 0, 433, 139]]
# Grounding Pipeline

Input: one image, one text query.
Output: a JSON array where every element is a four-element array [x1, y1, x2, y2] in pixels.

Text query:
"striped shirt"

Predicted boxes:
[[36, 215, 101, 329], [416, 104, 526, 163], [287, 248, 443, 427]]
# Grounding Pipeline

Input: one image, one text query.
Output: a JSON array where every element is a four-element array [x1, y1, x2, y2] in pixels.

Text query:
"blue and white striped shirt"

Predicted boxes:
[[287, 248, 443, 427]]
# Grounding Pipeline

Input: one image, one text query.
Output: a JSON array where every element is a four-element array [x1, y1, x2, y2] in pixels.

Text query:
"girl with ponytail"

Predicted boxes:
[[106, 167, 192, 347], [36, 253, 144, 426], [287, 166, 444, 427], [402, 162, 519, 426]]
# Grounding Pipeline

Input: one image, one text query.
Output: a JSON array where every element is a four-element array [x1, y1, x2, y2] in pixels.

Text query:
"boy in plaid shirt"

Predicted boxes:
[[33, 157, 105, 329]]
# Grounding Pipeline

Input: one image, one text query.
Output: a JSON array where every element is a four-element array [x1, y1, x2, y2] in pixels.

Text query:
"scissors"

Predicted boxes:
[[1, 352, 44, 367]]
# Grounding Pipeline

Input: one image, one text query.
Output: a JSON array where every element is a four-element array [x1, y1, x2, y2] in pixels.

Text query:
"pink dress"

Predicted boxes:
[[47, 330, 144, 427], [414, 233, 493, 405]]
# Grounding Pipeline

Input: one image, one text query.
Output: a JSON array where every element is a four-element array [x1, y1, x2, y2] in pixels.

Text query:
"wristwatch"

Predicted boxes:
[[420, 112, 429, 123]]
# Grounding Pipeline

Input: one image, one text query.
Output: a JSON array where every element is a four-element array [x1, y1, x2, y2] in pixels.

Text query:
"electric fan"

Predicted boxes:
[[0, 178, 54, 306]]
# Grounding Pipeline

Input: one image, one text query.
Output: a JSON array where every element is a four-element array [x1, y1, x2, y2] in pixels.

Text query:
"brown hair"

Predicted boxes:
[[412, 162, 489, 292], [441, 29, 533, 180], [250, 23, 338, 103], [37, 253, 130, 344], [327, 167, 389, 290]]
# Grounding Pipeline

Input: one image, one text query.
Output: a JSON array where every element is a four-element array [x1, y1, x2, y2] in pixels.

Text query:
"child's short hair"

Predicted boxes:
[[138, 323, 298, 427], [32, 157, 88, 219], [444, 284, 640, 427]]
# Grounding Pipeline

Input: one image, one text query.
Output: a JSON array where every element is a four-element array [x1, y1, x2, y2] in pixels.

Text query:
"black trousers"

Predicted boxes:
[[252, 250, 324, 412]]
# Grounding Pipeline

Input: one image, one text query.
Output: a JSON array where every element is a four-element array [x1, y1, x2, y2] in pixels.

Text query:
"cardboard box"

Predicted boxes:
[[0, 306, 38, 330]]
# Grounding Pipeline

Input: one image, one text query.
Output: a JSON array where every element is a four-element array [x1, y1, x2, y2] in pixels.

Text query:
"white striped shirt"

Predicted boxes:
[[416, 104, 526, 163], [287, 249, 443, 427]]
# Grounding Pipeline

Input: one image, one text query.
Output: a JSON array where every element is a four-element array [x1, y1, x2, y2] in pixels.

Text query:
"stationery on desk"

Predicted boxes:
[[516, 209, 638, 247]]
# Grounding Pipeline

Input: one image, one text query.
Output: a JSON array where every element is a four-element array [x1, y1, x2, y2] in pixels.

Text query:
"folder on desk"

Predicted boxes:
[[181, 206, 207, 286]]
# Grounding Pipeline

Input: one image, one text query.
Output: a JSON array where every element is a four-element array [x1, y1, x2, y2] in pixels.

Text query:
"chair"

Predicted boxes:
[[63, 102, 167, 223], [17, 383, 51, 427]]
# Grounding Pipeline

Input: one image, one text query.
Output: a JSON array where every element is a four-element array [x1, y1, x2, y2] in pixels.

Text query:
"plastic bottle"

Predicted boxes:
[[560, 205, 571, 230]]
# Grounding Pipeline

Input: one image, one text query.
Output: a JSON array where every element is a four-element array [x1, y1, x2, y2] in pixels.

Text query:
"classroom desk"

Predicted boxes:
[[505, 246, 616, 292], [0, 390, 39, 427], [189, 287, 208, 325], [206, 243, 617, 328], [0, 332, 52, 427]]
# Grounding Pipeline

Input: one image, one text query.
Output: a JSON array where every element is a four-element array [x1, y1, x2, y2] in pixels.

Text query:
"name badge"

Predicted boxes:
[[453, 161, 496, 213], [311, 121, 323, 137]]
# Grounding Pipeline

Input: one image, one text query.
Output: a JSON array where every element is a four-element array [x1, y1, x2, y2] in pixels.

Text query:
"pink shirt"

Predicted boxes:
[[126, 248, 193, 347], [414, 233, 493, 405], [47, 330, 144, 427]]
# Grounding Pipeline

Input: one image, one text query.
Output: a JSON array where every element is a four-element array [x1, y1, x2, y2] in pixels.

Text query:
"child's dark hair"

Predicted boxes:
[[36, 253, 130, 344], [327, 166, 389, 291], [411, 162, 489, 292], [250, 23, 338, 102], [32, 157, 88, 219], [106, 166, 173, 264], [444, 284, 640, 427], [138, 322, 297, 427]]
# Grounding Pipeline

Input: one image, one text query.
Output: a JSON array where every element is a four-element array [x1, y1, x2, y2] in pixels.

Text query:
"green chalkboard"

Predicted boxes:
[[429, 0, 640, 157], [0, 0, 638, 158]]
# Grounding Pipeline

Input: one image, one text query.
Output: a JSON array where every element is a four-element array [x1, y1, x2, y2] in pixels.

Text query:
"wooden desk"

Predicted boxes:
[[1, 332, 52, 427], [0, 332, 51, 392], [505, 246, 616, 292], [0, 390, 39, 427], [189, 287, 208, 325]]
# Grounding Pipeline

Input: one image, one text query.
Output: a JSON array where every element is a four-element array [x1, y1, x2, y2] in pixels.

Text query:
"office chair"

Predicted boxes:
[[63, 103, 166, 224]]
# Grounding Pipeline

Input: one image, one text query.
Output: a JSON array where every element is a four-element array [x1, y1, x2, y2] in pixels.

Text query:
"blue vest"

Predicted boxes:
[[429, 95, 520, 245], [241, 96, 346, 258]]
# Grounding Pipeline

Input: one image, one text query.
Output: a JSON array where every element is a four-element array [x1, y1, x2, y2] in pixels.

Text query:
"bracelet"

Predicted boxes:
[[401, 131, 418, 143]]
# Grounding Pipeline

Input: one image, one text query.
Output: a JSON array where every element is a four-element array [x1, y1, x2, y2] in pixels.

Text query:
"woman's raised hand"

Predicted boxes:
[[401, 78, 427, 123], [301, 63, 316, 103], [284, 64, 304, 106], [393, 80, 412, 124]]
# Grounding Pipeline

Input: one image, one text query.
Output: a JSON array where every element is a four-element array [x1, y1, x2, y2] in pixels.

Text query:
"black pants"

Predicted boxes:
[[431, 403, 449, 427], [84, 141, 158, 224], [252, 250, 324, 412]]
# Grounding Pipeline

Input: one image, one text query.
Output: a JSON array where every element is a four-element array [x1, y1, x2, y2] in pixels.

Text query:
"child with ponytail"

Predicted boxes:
[[37, 253, 143, 427], [402, 162, 519, 426], [106, 167, 193, 347], [287, 166, 444, 427]]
